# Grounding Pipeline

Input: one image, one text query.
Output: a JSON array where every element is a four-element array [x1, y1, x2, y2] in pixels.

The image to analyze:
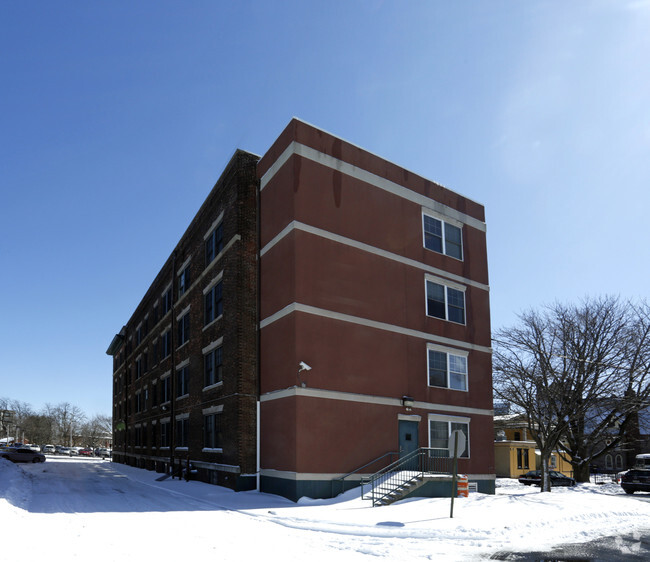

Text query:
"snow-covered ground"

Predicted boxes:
[[1, 456, 649, 560]]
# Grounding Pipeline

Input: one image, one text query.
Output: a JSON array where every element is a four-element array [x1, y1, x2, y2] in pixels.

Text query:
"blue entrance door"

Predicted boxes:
[[398, 420, 419, 458]]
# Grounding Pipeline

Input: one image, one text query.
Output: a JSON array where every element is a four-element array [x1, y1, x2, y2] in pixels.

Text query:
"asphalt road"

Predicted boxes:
[[22, 456, 220, 513]]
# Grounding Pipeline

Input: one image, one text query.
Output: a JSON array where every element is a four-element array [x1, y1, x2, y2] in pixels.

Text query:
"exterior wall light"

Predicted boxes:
[[402, 396, 414, 411]]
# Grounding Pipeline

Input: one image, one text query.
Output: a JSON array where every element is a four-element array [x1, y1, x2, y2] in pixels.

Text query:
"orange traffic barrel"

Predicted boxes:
[[457, 475, 469, 498]]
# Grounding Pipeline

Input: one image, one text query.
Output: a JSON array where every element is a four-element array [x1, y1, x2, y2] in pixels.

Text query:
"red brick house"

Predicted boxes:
[[108, 119, 494, 500]]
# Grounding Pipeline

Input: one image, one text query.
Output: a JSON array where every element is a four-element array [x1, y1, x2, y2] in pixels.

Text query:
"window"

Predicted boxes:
[[177, 313, 190, 347], [161, 376, 171, 404], [423, 214, 463, 260], [517, 448, 530, 469], [605, 454, 613, 470], [135, 392, 142, 413], [176, 365, 189, 398], [615, 455, 623, 470], [135, 356, 143, 380], [429, 418, 469, 458], [205, 222, 224, 265], [176, 417, 189, 448], [204, 413, 222, 449], [161, 330, 171, 358], [426, 279, 465, 324], [427, 346, 468, 391], [160, 421, 170, 448], [204, 281, 223, 325], [549, 454, 557, 469], [152, 383, 158, 407], [162, 287, 172, 316], [178, 265, 190, 298], [204, 346, 223, 387]]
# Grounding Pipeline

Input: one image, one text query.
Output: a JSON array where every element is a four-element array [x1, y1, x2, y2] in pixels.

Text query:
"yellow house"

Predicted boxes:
[[494, 414, 573, 478]]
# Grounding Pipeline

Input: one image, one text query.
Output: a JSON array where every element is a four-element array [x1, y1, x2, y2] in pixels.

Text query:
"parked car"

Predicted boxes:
[[58, 447, 71, 455], [518, 470, 576, 487], [79, 448, 93, 457], [42, 445, 55, 455], [24, 444, 41, 452], [68, 447, 80, 456], [0, 447, 46, 463], [95, 448, 112, 459], [620, 454, 650, 494]]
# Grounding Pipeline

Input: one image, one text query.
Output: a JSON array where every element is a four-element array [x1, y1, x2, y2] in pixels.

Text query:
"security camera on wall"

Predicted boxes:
[[298, 361, 311, 372]]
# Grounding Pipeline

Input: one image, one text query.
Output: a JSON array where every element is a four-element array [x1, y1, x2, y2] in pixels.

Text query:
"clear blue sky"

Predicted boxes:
[[1, 1, 649, 418]]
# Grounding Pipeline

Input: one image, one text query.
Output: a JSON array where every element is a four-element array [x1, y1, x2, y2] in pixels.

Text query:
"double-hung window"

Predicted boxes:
[[204, 280, 223, 325], [427, 345, 468, 391], [161, 329, 171, 358], [178, 264, 191, 298], [161, 286, 172, 315], [425, 276, 466, 324], [204, 346, 223, 387], [176, 416, 189, 448], [205, 222, 224, 266], [176, 364, 189, 398], [177, 311, 190, 347], [160, 375, 171, 404], [429, 415, 470, 458], [204, 412, 222, 450], [160, 421, 170, 448], [423, 213, 463, 260]]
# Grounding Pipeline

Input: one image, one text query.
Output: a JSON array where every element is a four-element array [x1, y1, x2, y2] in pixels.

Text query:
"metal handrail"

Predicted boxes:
[[330, 451, 399, 497], [364, 448, 452, 506]]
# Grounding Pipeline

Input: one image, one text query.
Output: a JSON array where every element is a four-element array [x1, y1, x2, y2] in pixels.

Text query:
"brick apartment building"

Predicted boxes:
[[107, 119, 494, 500]]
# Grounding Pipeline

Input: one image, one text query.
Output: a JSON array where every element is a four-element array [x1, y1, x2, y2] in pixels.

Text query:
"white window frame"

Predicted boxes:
[[426, 343, 468, 392], [428, 413, 470, 458], [425, 274, 466, 325], [422, 210, 464, 261]]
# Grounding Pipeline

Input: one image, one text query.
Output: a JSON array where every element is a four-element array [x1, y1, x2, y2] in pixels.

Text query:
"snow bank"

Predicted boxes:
[[1, 457, 649, 561], [0, 457, 32, 511]]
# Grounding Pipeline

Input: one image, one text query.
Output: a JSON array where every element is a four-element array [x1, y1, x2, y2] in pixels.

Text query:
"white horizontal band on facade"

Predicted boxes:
[[260, 385, 493, 417], [260, 141, 486, 233], [260, 220, 489, 293], [260, 302, 492, 354]]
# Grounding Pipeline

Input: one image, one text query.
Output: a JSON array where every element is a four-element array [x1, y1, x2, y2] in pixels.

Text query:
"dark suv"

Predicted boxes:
[[621, 454, 650, 494]]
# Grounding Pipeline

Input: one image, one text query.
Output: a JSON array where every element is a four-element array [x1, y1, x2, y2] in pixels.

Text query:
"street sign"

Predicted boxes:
[[448, 429, 466, 457]]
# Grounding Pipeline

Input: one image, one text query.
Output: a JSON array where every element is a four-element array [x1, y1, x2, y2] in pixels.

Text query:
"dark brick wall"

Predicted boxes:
[[111, 150, 259, 488]]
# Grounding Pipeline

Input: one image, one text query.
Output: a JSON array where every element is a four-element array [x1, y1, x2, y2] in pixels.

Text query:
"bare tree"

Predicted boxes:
[[45, 402, 86, 446], [495, 297, 650, 487], [493, 308, 577, 491], [80, 415, 112, 447]]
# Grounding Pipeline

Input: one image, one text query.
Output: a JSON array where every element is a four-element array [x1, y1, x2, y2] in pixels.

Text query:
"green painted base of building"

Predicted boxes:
[[261, 475, 495, 503]]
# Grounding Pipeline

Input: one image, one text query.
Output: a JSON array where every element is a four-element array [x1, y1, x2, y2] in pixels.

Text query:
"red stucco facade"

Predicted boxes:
[[258, 119, 494, 498]]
